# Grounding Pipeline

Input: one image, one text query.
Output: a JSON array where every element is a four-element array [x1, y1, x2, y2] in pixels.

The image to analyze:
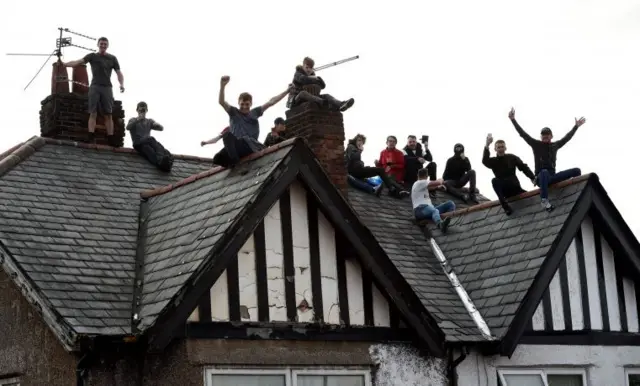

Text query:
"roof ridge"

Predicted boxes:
[[41, 137, 214, 163], [140, 137, 302, 199], [425, 173, 594, 222], [0, 136, 47, 178]]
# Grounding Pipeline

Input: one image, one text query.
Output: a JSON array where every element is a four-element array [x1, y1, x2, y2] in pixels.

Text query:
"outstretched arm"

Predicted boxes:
[[201, 127, 229, 146], [555, 117, 585, 149], [261, 86, 292, 112], [515, 155, 536, 182], [218, 76, 231, 113], [63, 56, 89, 68], [508, 107, 537, 146]]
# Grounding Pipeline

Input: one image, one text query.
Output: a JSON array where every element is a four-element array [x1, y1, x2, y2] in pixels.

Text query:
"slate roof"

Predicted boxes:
[[0, 137, 213, 337]]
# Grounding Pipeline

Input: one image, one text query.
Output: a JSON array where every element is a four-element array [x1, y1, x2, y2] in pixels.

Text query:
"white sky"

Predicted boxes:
[[1, 0, 639, 234]]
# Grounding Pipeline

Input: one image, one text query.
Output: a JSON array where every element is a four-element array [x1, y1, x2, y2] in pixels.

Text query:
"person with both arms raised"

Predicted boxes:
[[482, 133, 535, 215], [508, 107, 585, 212]]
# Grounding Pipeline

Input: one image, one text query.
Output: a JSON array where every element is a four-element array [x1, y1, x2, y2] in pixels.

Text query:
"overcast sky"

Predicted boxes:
[[1, 0, 639, 233]]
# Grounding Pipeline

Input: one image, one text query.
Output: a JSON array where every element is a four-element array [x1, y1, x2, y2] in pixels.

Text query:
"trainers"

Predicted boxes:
[[398, 190, 410, 198], [87, 131, 96, 144], [339, 98, 355, 112], [541, 199, 555, 212], [373, 184, 383, 197], [438, 217, 451, 233], [461, 194, 469, 203], [502, 203, 513, 216], [469, 193, 478, 203]]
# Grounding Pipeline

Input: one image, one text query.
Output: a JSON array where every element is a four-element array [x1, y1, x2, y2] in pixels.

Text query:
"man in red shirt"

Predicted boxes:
[[376, 135, 405, 184]]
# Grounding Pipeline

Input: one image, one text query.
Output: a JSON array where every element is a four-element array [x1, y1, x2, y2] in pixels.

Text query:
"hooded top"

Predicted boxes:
[[403, 142, 433, 181], [345, 136, 365, 172], [443, 144, 471, 181]]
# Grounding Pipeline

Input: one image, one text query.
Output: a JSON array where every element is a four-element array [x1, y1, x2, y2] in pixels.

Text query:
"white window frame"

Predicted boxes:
[[204, 368, 372, 386], [0, 377, 20, 386], [498, 368, 587, 386], [292, 368, 372, 386], [627, 368, 640, 386]]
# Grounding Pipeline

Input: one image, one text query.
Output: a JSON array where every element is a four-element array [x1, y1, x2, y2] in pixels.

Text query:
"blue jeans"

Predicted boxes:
[[414, 201, 456, 223], [348, 175, 374, 193], [538, 168, 581, 199]]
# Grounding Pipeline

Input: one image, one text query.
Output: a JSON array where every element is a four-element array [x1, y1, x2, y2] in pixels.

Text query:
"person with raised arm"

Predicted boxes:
[[482, 133, 535, 215], [63, 37, 124, 147], [508, 107, 585, 212]]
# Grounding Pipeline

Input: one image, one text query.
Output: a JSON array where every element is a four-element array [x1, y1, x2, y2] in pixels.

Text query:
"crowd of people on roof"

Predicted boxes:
[[67, 41, 586, 234]]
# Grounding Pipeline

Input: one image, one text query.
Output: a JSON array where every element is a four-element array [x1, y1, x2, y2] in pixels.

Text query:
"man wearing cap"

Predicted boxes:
[[264, 117, 287, 147], [508, 107, 585, 212], [126, 101, 173, 172]]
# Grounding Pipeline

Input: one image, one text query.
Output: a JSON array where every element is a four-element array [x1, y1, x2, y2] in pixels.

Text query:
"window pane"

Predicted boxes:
[[629, 374, 640, 386], [548, 374, 583, 386], [502, 373, 545, 386], [297, 375, 365, 386], [211, 374, 285, 386]]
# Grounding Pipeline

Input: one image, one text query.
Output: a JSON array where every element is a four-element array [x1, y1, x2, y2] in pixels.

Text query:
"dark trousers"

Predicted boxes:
[[405, 162, 437, 189], [492, 178, 525, 206], [134, 137, 173, 172], [213, 132, 255, 167], [296, 91, 342, 109], [538, 168, 582, 199], [348, 175, 375, 193], [444, 169, 476, 198], [350, 167, 404, 192]]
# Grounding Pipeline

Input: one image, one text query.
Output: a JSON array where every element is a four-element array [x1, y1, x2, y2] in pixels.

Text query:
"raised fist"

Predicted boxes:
[[220, 76, 230, 85]]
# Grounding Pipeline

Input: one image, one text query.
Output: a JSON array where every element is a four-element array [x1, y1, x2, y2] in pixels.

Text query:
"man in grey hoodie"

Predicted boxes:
[[126, 101, 173, 172]]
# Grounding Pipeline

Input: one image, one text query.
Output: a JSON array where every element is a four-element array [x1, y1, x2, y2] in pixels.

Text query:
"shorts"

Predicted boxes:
[[88, 85, 114, 115]]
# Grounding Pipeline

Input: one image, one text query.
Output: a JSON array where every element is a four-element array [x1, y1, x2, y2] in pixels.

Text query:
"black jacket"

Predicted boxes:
[[263, 132, 285, 147], [510, 118, 579, 174], [287, 65, 326, 108], [403, 143, 432, 180], [345, 139, 365, 172], [443, 155, 471, 181], [482, 147, 535, 186]]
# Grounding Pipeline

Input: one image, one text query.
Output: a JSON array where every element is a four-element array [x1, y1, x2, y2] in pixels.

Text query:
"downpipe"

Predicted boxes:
[[447, 346, 468, 386], [76, 350, 93, 386]]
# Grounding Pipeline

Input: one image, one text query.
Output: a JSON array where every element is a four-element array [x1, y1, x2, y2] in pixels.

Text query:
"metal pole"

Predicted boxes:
[[314, 55, 359, 72]]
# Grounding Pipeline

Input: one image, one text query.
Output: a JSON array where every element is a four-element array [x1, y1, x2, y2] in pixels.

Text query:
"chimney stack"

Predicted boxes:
[[39, 63, 125, 147], [284, 101, 347, 196]]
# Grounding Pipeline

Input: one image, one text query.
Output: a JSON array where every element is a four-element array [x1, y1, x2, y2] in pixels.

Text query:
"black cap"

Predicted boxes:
[[541, 127, 552, 135], [274, 117, 285, 125], [137, 101, 148, 109]]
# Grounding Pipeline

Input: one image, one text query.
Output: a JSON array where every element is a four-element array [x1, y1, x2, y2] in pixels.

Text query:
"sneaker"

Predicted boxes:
[[373, 184, 383, 197], [87, 131, 96, 144], [438, 217, 451, 233], [469, 193, 478, 203], [541, 199, 555, 212], [502, 203, 513, 216], [398, 190, 410, 198], [339, 98, 355, 112], [461, 194, 469, 203]]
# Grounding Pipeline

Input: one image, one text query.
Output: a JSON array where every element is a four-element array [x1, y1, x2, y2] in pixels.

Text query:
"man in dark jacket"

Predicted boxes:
[[126, 101, 173, 172], [443, 143, 477, 203], [263, 117, 287, 147], [287, 57, 354, 111], [509, 107, 585, 212], [483, 134, 536, 215], [403, 135, 437, 196], [345, 134, 409, 198]]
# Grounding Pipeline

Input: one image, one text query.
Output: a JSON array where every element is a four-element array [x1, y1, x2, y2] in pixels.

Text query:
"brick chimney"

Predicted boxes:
[[284, 101, 347, 196], [39, 63, 126, 147]]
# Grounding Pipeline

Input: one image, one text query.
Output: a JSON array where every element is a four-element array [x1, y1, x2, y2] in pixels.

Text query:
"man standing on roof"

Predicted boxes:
[[483, 134, 535, 215], [443, 143, 478, 203], [412, 169, 454, 233], [263, 117, 287, 147], [508, 108, 585, 212], [213, 75, 291, 167], [63, 37, 124, 147], [376, 136, 406, 186], [126, 102, 173, 172]]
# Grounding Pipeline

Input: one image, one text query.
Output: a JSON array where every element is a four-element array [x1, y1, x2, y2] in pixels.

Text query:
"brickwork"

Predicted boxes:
[[284, 102, 347, 196], [39, 93, 126, 147]]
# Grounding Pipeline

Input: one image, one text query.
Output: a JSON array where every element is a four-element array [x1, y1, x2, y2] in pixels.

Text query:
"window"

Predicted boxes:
[[628, 369, 640, 386], [0, 378, 20, 386], [205, 369, 370, 386], [498, 369, 586, 386]]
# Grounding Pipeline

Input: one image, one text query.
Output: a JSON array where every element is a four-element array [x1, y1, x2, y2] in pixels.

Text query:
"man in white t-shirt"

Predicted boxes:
[[411, 169, 456, 233]]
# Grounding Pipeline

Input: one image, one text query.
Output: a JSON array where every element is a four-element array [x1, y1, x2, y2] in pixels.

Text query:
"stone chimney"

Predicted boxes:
[[284, 100, 347, 196], [39, 62, 126, 147]]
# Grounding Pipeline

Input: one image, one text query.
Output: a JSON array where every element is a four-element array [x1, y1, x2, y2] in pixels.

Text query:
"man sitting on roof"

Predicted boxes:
[[508, 107, 585, 212], [412, 169, 454, 233], [403, 135, 437, 198], [209, 75, 290, 168], [376, 135, 405, 186], [443, 143, 478, 203], [126, 101, 173, 172], [287, 56, 355, 111], [345, 134, 409, 198], [483, 134, 536, 215], [263, 117, 287, 147]]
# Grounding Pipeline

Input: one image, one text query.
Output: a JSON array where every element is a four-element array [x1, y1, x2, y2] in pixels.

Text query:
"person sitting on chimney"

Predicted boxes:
[[508, 107, 584, 212], [126, 101, 173, 172], [412, 169, 454, 233], [443, 143, 478, 203], [287, 56, 355, 112], [376, 135, 406, 187], [207, 75, 291, 168], [482, 133, 536, 215], [263, 117, 287, 147], [345, 134, 409, 198], [403, 135, 437, 198]]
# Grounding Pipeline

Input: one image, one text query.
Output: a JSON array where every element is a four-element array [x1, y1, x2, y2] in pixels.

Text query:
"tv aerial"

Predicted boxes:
[[5, 27, 96, 91]]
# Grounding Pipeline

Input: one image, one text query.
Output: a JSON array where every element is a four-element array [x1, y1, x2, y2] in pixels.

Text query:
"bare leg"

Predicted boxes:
[[104, 114, 114, 135], [88, 113, 98, 133]]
